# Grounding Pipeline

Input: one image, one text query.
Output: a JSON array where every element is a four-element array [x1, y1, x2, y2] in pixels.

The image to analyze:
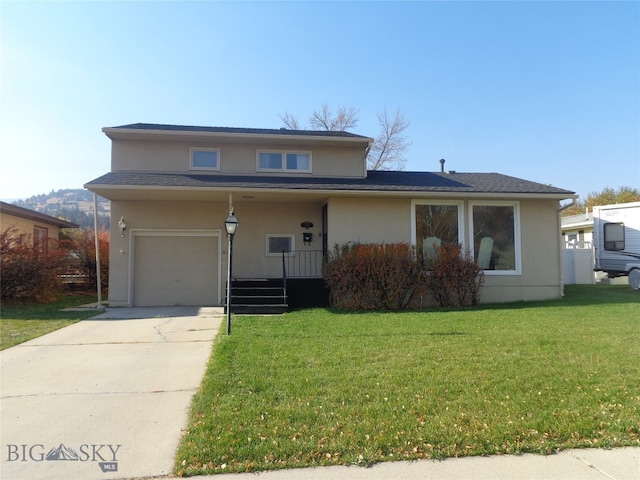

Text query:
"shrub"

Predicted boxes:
[[427, 244, 484, 307], [60, 227, 110, 292], [323, 242, 428, 310], [1, 228, 68, 303]]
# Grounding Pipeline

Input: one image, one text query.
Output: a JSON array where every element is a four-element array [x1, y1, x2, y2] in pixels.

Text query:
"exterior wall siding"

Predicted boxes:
[[325, 196, 563, 303], [109, 196, 563, 306], [109, 199, 325, 306], [1, 212, 63, 244], [111, 139, 366, 178]]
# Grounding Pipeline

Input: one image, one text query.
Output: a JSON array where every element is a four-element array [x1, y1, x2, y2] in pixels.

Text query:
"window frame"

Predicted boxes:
[[257, 150, 312, 173], [603, 222, 625, 251], [469, 200, 522, 275], [190, 148, 220, 171], [33, 225, 49, 253], [266, 234, 295, 257], [411, 199, 465, 255]]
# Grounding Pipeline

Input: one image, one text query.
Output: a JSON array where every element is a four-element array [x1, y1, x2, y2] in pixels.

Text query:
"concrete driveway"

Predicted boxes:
[[1, 306, 222, 480]]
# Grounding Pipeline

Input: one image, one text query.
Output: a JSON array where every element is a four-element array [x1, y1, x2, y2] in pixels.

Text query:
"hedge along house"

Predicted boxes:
[[85, 123, 576, 310]]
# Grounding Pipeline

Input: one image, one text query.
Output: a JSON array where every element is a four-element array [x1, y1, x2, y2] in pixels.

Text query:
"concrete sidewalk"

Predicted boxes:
[[1, 307, 222, 480], [205, 446, 639, 480]]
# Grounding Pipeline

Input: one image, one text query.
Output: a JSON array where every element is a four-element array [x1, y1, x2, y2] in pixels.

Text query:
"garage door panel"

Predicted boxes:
[[133, 235, 218, 306]]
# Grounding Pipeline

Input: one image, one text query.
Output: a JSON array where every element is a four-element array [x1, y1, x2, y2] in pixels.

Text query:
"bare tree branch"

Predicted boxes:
[[278, 104, 411, 171], [367, 108, 410, 171], [279, 111, 301, 130], [309, 103, 359, 131]]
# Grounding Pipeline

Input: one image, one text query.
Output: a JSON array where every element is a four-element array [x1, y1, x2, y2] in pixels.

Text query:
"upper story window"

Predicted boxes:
[[190, 148, 220, 171], [257, 151, 311, 173]]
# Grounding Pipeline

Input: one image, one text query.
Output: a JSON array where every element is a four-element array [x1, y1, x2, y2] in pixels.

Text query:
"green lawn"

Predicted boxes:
[[175, 285, 640, 476], [0, 294, 101, 350]]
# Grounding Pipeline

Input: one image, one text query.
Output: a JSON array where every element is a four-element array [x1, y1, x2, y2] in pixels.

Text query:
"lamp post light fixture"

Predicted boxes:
[[224, 209, 239, 335]]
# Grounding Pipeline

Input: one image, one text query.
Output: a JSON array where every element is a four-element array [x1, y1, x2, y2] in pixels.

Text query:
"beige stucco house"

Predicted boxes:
[[0, 201, 78, 252], [85, 123, 576, 309]]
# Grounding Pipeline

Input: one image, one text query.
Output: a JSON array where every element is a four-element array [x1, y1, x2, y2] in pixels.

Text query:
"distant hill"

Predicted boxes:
[[12, 189, 110, 230]]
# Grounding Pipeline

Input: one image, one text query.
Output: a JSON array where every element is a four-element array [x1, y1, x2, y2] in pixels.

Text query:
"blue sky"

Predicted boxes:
[[1, 1, 638, 201]]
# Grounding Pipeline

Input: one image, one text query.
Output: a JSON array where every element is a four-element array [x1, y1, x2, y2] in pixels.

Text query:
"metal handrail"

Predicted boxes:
[[281, 251, 287, 304], [283, 250, 324, 278]]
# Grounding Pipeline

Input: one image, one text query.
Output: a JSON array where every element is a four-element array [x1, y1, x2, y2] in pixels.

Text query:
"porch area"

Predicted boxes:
[[226, 250, 328, 314]]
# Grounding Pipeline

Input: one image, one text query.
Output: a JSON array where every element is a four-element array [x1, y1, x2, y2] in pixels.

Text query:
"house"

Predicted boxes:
[[561, 210, 594, 249], [85, 123, 576, 309], [561, 209, 596, 285], [0, 201, 78, 252]]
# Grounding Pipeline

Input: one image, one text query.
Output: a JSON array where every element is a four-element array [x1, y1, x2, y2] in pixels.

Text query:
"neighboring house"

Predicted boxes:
[[561, 210, 594, 248], [85, 123, 576, 309], [561, 205, 638, 286], [561, 209, 597, 285], [0, 201, 78, 252]]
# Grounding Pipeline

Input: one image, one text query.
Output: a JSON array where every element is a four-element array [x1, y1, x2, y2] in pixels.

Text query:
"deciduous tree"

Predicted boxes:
[[279, 103, 410, 171], [562, 186, 640, 216]]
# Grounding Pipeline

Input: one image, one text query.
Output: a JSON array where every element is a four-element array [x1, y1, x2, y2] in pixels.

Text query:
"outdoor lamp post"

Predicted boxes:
[[224, 210, 239, 335]]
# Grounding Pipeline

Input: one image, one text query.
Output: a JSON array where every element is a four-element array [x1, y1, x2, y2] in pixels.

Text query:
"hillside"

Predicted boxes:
[[11, 189, 110, 229]]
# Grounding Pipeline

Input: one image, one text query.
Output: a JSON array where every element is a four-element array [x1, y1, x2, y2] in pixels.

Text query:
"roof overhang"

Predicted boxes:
[[86, 182, 576, 204], [102, 126, 374, 148]]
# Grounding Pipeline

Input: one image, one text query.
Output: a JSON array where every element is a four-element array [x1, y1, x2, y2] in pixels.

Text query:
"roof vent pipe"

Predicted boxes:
[[439, 158, 445, 173]]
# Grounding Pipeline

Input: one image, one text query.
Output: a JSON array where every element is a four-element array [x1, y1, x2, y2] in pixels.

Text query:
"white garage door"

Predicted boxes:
[[133, 235, 218, 306]]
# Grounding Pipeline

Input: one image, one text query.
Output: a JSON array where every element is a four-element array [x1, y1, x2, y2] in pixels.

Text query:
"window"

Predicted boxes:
[[190, 148, 220, 171], [258, 151, 311, 172], [412, 200, 463, 264], [266, 234, 295, 256], [33, 226, 48, 253], [604, 223, 625, 251], [470, 202, 521, 274]]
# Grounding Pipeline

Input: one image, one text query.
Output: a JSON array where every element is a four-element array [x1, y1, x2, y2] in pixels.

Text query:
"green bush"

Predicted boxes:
[[427, 244, 484, 306], [323, 242, 428, 310]]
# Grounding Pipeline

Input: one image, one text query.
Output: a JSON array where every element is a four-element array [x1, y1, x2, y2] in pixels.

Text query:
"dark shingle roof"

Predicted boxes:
[[86, 170, 574, 196], [108, 123, 371, 139]]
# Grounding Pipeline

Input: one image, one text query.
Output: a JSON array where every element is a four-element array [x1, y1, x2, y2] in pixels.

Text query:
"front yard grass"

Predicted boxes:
[[0, 293, 100, 350], [175, 285, 639, 476]]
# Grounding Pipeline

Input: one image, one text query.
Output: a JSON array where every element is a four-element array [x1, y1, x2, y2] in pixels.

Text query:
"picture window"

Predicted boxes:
[[469, 201, 521, 274]]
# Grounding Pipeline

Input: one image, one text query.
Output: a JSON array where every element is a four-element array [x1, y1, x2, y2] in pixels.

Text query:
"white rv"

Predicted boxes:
[[593, 202, 640, 290]]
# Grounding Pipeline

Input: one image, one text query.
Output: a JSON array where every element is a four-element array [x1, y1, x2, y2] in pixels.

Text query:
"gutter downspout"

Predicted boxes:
[[93, 193, 102, 308]]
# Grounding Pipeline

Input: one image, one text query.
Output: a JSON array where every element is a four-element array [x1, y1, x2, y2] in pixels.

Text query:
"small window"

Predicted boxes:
[[266, 234, 295, 256], [258, 151, 311, 172], [33, 226, 48, 253], [259, 152, 283, 170], [190, 148, 220, 171], [286, 153, 310, 170], [604, 223, 625, 251]]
